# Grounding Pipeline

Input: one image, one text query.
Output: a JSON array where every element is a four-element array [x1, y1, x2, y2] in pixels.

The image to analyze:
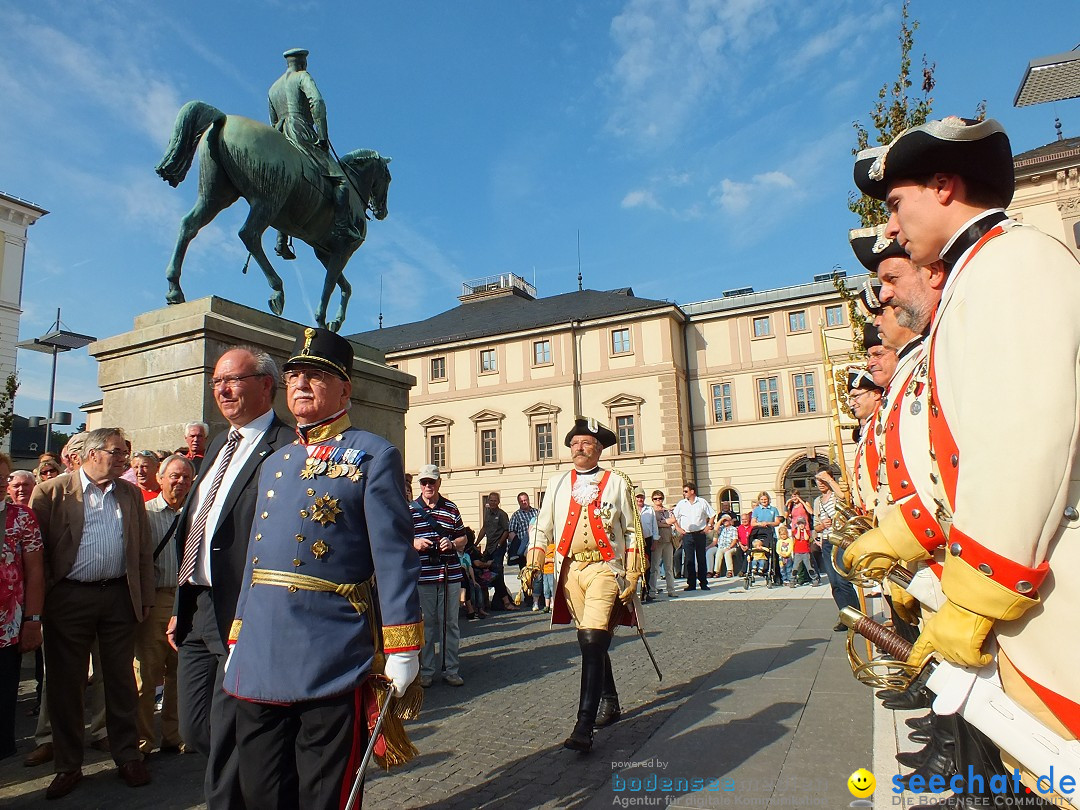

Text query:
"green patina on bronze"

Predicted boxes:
[[154, 49, 391, 333]]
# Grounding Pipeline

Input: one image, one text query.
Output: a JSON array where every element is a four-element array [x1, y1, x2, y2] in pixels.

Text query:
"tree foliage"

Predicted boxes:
[[848, 0, 936, 228], [0, 373, 18, 442]]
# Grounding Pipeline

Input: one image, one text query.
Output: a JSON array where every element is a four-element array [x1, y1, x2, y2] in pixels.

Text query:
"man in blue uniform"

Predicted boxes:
[[223, 327, 422, 810]]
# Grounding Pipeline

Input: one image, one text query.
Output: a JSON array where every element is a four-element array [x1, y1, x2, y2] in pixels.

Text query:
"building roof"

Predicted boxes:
[[681, 275, 868, 317], [1013, 136, 1080, 171], [349, 287, 678, 353], [0, 190, 48, 216]]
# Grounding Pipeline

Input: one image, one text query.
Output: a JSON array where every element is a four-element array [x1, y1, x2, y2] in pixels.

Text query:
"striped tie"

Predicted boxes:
[[178, 429, 242, 585]]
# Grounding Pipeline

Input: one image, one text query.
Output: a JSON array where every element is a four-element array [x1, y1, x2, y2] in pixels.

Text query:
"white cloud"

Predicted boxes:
[[710, 170, 795, 215], [621, 189, 662, 210]]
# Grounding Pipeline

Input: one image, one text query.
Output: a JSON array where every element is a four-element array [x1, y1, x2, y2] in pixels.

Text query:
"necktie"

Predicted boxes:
[[178, 429, 242, 585]]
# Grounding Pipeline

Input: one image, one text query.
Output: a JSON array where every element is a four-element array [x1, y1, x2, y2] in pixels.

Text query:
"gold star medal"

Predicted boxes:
[[311, 540, 329, 559], [310, 494, 343, 526]]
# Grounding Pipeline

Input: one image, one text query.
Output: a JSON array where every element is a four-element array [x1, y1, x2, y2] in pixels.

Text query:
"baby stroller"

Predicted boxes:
[[743, 539, 777, 590]]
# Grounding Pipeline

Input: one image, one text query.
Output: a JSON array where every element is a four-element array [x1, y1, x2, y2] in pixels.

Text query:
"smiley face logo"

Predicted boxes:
[[847, 768, 875, 798]]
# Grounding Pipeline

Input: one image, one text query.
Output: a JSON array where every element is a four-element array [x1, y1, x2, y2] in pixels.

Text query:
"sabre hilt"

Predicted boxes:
[[838, 607, 921, 690]]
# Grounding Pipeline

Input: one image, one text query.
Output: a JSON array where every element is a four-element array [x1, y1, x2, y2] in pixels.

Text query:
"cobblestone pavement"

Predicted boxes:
[[0, 589, 789, 808]]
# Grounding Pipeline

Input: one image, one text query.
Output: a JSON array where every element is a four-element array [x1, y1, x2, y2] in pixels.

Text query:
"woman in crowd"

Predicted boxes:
[[0, 452, 45, 760]]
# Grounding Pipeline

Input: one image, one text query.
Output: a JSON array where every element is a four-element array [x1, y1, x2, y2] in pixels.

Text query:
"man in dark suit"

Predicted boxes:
[[30, 427, 155, 800], [167, 346, 292, 809]]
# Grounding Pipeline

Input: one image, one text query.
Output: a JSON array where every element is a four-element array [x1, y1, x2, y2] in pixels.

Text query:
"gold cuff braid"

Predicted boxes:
[[383, 622, 424, 651]]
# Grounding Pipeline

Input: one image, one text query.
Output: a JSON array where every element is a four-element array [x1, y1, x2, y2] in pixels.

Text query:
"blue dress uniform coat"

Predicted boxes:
[[223, 417, 422, 703]]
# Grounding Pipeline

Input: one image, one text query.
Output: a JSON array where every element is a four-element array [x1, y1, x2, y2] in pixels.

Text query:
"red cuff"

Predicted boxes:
[[946, 526, 1050, 595], [898, 498, 945, 554]]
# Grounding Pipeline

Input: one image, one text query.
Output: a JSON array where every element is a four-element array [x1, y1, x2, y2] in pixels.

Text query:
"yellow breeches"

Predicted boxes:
[[563, 561, 619, 630]]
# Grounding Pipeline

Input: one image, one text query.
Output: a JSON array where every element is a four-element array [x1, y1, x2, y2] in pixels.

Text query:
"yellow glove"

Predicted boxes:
[[618, 571, 641, 606], [906, 552, 1039, 669], [888, 580, 919, 626], [907, 599, 994, 668], [841, 507, 931, 576], [518, 565, 539, 596]]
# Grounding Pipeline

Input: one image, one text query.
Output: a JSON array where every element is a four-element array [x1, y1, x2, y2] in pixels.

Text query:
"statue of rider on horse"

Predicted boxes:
[[154, 48, 391, 332]]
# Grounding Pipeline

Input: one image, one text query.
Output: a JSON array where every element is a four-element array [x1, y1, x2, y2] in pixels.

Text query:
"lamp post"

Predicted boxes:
[[17, 308, 95, 454], [1014, 48, 1080, 107]]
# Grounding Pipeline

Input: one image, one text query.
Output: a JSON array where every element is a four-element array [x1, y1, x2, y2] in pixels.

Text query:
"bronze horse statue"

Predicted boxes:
[[155, 100, 391, 332]]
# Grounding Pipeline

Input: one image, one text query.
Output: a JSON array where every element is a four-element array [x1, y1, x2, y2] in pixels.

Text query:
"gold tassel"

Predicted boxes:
[[610, 468, 647, 576], [394, 680, 424, 721], [374, 683, 420, 770]]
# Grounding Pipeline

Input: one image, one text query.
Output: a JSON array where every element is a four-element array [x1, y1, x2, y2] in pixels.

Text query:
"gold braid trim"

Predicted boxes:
[[609, 468, 647, 576], [250, 568, 422, 769], [382, 622, 423, 651]]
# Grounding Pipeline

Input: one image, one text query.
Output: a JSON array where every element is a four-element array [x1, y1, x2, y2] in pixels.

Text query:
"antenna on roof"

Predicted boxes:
[[378, 276, 383, 329], [577, 230, 583, 291]]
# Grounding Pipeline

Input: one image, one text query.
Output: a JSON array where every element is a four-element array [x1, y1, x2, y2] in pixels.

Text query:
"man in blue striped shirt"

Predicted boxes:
[[409, 465, 467, 687]]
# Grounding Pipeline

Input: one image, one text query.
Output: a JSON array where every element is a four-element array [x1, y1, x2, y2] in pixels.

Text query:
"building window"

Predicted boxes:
[[711, 382, 733, 423], [533, 339, 551, 365], [534, 423, 553, 459], [825, 305, 845, 327], [480, 428, 498, 465], [430, 356, 446, 381], [788, 311, 807, 332], [479, 348, 497, 373], [429, 434, 446, 468], [616, 415, 636, 454], [611, 328, 631, 354], [793, 372, 818, 414], [757, 377, 780, 418], [752, 316, 772, 337], [718, 487, 740, 517]]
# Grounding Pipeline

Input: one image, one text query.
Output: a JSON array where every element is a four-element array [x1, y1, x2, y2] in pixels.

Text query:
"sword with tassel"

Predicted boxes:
[[345, 677, 394, 810]]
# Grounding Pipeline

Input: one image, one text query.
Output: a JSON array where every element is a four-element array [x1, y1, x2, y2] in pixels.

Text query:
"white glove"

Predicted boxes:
[[384, 651, 419, 697]]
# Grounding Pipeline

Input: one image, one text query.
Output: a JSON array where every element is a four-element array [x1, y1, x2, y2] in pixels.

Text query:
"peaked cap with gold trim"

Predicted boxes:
[[284, 326, 353, 381]]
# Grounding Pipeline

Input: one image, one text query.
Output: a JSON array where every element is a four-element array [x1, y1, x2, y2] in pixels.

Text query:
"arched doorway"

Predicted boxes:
[[780, 454, 840, 502], [715, 487, 740, 518]]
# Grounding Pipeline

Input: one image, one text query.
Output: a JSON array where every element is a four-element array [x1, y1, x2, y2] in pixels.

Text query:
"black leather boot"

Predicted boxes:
[[878, 682, 933, 710], [895, 715, 958, 789], [905, 713, 934, 732], [564, 629, 611, 752], [594, 653, 621, 728], [274, 231, 296, 260]]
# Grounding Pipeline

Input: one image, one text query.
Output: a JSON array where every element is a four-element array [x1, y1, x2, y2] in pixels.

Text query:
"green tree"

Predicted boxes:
[[0, 372, 18, 443]]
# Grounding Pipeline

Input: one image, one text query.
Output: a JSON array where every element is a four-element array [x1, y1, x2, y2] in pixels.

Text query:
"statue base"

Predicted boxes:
[[89, 296, 413, 452]]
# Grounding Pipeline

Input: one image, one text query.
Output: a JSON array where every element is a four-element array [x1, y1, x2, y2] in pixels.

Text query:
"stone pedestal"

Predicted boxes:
[[89, 297, 414, 452]]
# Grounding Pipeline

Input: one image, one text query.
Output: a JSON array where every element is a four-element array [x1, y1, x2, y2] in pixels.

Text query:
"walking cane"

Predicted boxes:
[[440, 562, 449, 677]]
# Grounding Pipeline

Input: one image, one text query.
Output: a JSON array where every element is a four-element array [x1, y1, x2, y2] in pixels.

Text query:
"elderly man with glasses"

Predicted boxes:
[[168, 345, 291, 810], [30, 427, 155, 799]]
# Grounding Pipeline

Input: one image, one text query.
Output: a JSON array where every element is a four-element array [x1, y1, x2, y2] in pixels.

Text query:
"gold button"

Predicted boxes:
[[261, 511, 269, 519], [267, 490, 275, 498], [252, 556, 259, 564], [307, 489, 316, 496], [255, 533, 262, 541], [300, 510, 309, 518], [275, 471, 282, 479], [288, 585, 297, 593], [296, 534, 305, 543], [284, 453, 291, 459], [293, 558, 302, 567]]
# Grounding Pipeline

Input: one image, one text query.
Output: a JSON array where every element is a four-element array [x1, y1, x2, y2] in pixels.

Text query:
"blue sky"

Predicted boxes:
[[3, 0, 1078, 430]]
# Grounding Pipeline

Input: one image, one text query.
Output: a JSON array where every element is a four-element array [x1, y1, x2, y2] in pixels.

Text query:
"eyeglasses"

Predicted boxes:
[[92, 448, 130, 460], [283, 369, 334, 387], [209, 373, 264, 389], [652, 497, 663, 501]]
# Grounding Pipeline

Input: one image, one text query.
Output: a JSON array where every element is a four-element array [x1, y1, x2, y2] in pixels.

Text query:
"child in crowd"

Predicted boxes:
[[788, 516, 821, 587], [749, 539, 770, 576], [541, 541, 556, 613], [459, 543, 480, 620], [776, 524, 794, 584]]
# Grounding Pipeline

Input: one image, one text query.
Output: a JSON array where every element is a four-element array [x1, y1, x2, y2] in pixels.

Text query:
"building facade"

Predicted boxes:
[[352, 273, 864, 528], [0, 191, 48, 453]]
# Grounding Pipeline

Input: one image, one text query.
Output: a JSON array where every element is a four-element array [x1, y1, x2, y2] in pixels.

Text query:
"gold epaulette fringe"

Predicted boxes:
[[609, 468, 648, 576]]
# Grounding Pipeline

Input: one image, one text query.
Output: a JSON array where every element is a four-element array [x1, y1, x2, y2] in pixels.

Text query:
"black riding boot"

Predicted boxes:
[[895, 713, 958, 789], [274, 231, 296, 260], [594, 653, 621, 728], [564, 629, 611, 752], [330, 180, 362, 245]]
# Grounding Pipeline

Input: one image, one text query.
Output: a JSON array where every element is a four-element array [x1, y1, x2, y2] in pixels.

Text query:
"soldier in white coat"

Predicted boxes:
[[851, 116, 1080, 796], [521, 418, 645, 753]]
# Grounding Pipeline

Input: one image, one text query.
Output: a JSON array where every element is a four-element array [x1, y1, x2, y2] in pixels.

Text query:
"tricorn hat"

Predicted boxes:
[[848, 225, 908, 274], [847, 368, 881, 392], [862, 322, 883, 351], [853, 117, 1014, 206], [283, 327, 353, 381], [564, 417, 617, 449]]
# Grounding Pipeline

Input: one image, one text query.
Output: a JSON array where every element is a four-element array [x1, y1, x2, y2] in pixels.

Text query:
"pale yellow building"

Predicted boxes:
[[1010, 133, 1080, 263], [351, 273, 865, 528]]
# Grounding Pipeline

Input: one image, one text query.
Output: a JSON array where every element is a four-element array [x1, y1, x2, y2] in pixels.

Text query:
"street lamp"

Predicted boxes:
[[1014, 48, 1080, 107], [16, 308, 95, 454]]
